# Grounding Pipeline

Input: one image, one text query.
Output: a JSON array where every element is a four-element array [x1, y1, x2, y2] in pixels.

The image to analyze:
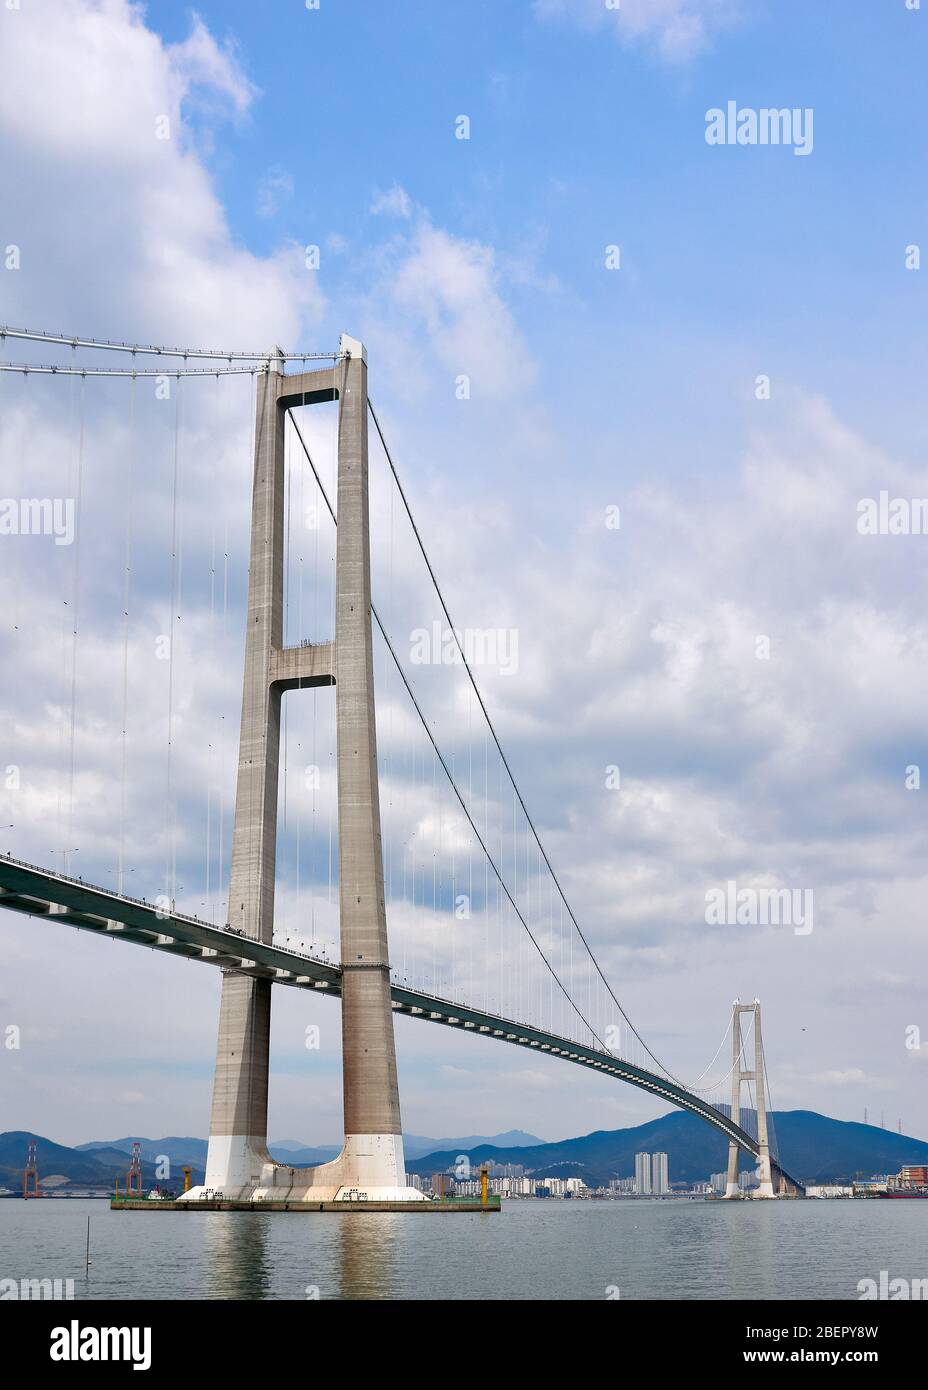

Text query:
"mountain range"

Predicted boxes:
[[404, 1111, 928, 1187], [0, 1128, 540, 1191], [0, 1131, 196, 1191], [3, 1113, 925, 1192], [75, 1129, 541, 1167]]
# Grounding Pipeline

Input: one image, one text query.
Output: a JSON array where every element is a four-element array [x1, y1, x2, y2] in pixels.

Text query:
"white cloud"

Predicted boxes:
[[370, 183, 413, 219], [534, 0, 742, 63], [353, 372, 928, 1128], [0, 0, 321, 347], [383, 220, 536, 397], [166, 14, 258, 118], [0, 0, 328, 1142], [257, 165, 295, 219], [807, 1070, 868, 1088]]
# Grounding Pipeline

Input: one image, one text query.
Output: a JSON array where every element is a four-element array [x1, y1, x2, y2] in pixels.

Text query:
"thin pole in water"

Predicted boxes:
[[85, 1214, 91, 1272]]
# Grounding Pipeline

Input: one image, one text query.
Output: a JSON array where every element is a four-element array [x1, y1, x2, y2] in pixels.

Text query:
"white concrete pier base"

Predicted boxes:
[[180, 1133, 426, 1204]]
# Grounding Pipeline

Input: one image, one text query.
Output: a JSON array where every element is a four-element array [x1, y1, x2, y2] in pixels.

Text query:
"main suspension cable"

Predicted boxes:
[[685, 1010, 738, 1094], [286, 408, 606, 1051], [0, 325, 339, 362], [0, 362, 264, 377], [368, 398, 686, 1084]]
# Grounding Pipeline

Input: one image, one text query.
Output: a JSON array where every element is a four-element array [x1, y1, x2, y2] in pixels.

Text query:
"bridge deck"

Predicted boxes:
[[0, 855, 803, 1194]]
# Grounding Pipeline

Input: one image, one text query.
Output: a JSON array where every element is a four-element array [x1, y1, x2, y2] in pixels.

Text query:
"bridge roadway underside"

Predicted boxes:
[[0, 857, 804, 1195]]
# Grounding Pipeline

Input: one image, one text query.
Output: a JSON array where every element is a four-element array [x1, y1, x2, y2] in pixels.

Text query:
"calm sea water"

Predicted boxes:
[[1, 1198, 925, 1301]]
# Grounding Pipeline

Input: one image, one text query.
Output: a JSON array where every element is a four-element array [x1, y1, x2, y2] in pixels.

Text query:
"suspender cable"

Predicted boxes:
[[165, 379, 182, 904], [118, 375, 136, 895], [65, 374, 86, 874]]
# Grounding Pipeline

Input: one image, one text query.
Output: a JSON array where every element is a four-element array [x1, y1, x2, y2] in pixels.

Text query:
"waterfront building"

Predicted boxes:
[[634, 1152, 651, 1195]]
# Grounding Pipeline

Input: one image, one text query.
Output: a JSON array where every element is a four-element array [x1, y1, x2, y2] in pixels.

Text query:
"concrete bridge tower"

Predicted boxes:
[[186, 337, 423, 1203], [723, 999, 776, 1199]]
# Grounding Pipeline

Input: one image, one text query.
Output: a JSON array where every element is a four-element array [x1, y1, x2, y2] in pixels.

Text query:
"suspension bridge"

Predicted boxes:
[[0, 325, 804, 1204]]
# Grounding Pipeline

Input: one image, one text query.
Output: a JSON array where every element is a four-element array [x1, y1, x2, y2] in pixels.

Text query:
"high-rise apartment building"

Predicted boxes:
[[634, 1152, 651, 1195]]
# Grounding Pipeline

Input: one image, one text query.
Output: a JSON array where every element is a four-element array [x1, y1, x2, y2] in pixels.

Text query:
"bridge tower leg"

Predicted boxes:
[[724, 1002, 742, 1198], [197, 350, 284, 1198], [753, 1001, 776, 1198], [191, 335, 423, 1204], [723, 999, 776, 1199]]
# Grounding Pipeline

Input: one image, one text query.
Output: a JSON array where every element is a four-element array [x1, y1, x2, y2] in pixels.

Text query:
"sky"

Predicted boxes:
[[1, 0, 927, 1153]]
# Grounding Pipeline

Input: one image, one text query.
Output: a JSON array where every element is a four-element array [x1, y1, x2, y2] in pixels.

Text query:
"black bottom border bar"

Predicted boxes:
[[7, 1298, 922, 1373]]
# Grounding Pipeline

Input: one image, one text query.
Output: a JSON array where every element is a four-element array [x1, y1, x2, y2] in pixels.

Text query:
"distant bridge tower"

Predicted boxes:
[[723, 999, 776, 1199], [23, 1140, 40, 1198], [127, 1141, 143, 1196], [188, 336, 423, 1204]]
